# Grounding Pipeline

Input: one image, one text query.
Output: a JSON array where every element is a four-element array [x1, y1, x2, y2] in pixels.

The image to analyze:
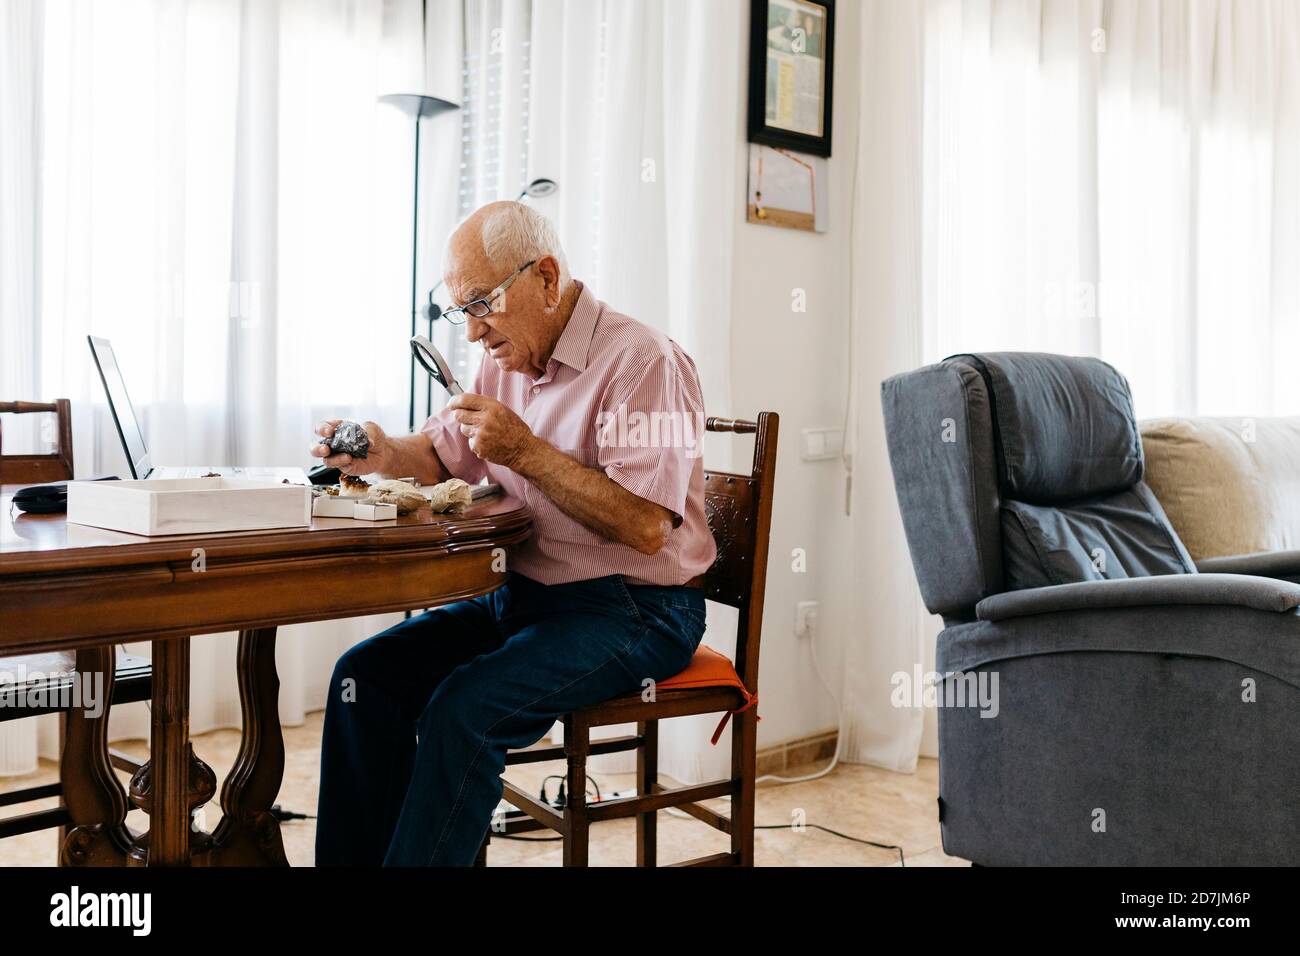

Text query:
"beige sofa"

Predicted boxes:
[[1141, 416, 1300, 574]]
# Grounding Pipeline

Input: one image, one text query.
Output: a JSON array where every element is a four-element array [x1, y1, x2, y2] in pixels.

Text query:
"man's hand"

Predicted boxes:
[[310, 419, 399, 476], [449, 393, 673, 555], [449, 394, 537, 470]]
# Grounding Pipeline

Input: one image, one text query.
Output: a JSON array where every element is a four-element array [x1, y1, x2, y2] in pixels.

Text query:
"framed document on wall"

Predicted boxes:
[[747, 0, 835, 158]]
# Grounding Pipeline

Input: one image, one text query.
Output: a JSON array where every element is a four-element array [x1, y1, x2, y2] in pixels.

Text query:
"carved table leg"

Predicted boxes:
[[210, 627, 288, 866], [59, 647, 133, 866], [128, 637, 216, 866]]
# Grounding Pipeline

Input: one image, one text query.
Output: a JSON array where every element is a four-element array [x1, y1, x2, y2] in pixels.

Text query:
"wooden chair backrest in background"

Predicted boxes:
[[0, 399, 75, 485]]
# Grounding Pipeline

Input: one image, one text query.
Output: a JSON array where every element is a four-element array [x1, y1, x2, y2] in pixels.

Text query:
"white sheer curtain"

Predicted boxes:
[[922, 0, 1103, 362], [844, 0, 1300, 772], [1, 0, 433, 771], [925, 0, 1300, 416], [1098, 0, 1300, 417], [841, 0, 929, 771]]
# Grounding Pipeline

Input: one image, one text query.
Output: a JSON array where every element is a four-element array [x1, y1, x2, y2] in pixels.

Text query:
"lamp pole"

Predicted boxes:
[[378, 93, 459, 433]]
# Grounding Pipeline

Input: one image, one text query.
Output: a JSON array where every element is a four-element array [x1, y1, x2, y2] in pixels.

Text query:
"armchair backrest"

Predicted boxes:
[[882, 353, 1195, 623]]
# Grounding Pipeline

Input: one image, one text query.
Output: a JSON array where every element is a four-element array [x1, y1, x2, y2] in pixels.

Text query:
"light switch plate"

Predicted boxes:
[[801, 427, 844, 461]]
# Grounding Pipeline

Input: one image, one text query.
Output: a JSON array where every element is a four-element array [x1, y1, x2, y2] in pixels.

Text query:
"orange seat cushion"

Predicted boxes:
[[659, 645, 746, 692], [657, 646, 759, 745]]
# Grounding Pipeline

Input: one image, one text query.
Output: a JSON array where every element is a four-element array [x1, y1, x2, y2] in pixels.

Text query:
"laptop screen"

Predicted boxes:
[[88, 335, 151, 479]]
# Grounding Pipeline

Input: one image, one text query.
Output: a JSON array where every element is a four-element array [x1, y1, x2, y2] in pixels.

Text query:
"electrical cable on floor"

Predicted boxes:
[[841, 92, 862, 519], [576, 766, 907, 866], [753, 616, 843, 785], [755, 823, 904, 866], [270, 804, 315, 821], [490, 833, 563, 842], [540, 773, 600, 808], [494, 786, 908, 861]]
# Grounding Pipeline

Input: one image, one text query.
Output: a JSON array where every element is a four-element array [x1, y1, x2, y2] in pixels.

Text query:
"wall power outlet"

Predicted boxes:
[[795, 600, 819, 639]]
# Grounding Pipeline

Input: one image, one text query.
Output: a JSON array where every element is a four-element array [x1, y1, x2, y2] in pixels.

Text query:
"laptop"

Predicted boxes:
[[88, 335, 305, 482]]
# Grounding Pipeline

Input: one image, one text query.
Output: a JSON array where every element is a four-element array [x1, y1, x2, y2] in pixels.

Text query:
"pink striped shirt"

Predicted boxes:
[[422, 282, 716, 586]]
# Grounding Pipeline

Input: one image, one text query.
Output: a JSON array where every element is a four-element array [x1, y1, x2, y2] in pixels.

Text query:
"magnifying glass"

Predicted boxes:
[[410, 335, 464, 396]]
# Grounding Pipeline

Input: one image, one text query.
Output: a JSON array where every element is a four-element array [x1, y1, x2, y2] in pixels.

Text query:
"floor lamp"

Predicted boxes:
[[379, 93, 459, 434]]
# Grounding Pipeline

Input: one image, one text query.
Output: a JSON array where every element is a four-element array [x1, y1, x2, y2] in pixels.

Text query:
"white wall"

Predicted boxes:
[[727, 0, 863, 750]]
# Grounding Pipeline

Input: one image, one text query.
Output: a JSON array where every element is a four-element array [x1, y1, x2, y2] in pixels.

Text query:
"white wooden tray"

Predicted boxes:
[[67, 478, 312, 536]]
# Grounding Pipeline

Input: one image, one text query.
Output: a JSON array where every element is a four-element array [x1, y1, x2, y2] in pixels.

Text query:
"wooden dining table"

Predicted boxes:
[[0, 485, 530, 866]]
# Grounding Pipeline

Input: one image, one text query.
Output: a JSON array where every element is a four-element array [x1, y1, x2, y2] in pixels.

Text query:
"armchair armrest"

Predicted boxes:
[[975, 573, 1300, 622], [1196, 550, 1300, 578]]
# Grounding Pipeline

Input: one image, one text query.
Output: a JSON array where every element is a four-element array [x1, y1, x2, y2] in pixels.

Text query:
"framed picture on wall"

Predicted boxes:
[[747, 0, 835, 158], [747, 144, 828, 232]]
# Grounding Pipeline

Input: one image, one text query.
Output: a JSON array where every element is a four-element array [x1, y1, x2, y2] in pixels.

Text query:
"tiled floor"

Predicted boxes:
[[0, 712, 965, 867]]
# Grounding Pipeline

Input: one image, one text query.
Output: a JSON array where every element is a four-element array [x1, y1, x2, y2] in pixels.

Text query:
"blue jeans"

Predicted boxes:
[[315, 572, 706, 866]]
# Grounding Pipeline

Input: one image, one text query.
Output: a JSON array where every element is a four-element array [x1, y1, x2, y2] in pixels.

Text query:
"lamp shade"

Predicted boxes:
[[378, 93, 460, 118]]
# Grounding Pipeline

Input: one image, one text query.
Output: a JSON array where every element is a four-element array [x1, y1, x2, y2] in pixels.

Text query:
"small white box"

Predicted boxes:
[[311, 496, 398, 521], [351, 502, 398, 521], [312, 495, 360, 518], [67, 478, 311, 536]]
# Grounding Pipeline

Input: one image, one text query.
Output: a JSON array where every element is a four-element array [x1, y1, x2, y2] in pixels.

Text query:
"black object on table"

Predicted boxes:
[[11, 476, 119, 514], [307, 464, 342, 486]]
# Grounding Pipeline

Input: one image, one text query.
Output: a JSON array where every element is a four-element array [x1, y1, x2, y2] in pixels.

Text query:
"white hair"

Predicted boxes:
[[479, 203, 570, 285]]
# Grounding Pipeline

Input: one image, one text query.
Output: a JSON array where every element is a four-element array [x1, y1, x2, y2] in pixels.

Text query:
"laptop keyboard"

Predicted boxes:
[[153, 466, 245, 479]]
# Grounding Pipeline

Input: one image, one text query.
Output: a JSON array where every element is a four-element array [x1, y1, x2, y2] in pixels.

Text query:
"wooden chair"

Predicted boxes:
[[481, 412, 778, 866], [0, 400, 74, 486], [0, 400, 151, 852]]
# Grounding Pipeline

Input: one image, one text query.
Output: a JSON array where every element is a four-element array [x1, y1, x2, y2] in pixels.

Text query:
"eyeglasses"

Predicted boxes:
[[441, 259, 537, 326]]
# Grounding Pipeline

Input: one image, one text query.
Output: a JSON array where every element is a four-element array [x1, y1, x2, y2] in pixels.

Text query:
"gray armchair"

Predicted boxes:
[[881, 352, 1300, 865]]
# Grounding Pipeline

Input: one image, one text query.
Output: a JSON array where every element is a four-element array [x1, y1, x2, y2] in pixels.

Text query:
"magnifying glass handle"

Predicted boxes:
[[411, 335, 464, 396]]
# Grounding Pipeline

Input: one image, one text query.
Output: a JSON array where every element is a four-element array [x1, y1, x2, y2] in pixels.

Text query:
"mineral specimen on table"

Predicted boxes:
[[364, 479, 427, 515], [428, 478, 473, 513], [327, 421, 370, 458], [339, 475, 371, 497]]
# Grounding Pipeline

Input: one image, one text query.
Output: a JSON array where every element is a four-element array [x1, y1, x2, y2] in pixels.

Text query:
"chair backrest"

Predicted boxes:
[[0, 400, 74, 485], [701, 413, 778, 694], [881, 353, 1195, 624]]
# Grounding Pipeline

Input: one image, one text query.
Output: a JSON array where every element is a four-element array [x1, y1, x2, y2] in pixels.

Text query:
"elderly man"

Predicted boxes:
[[312, 201, 715, 866]]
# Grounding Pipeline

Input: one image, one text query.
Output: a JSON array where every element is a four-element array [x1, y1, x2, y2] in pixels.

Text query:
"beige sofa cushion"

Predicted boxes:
[[1139, 417, 1300, 560]]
